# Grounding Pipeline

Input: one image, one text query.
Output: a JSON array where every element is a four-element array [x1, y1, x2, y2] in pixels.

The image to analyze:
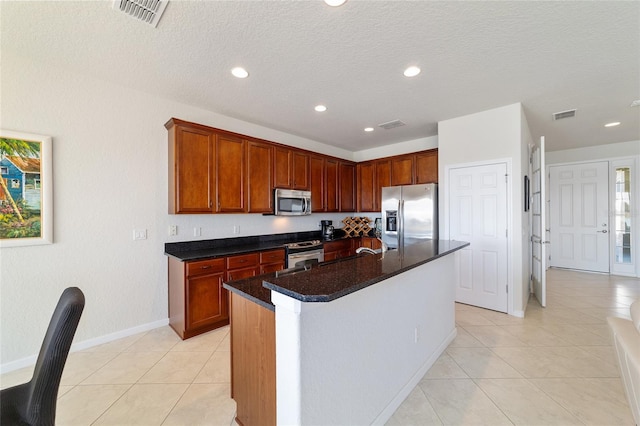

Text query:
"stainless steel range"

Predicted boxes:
[[285, 240, 324, 269]]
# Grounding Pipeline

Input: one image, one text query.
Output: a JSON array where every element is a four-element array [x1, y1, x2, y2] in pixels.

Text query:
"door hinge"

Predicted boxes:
[[506, 284, 508, 293], [506, 228, 508, 238], [505, 174, 508, 183]]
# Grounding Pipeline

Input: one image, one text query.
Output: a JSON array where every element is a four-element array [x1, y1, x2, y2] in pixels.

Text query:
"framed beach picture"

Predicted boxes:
[[0, 130, 53, 247]]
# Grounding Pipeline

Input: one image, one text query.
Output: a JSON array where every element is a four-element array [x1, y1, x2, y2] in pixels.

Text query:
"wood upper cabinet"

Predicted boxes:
[[216, 133, 246, 212], [357, 162, 376, 212], [246, 141, 273, 213], [415, 150, 438, 184], [375, 159, 391, 207], [273, 147, 293, 188], [310, 155, 325, 212], [273, 147, 309, 190], [391, 155, 414, 186], [339, 162, 356, 212], [325, 159, 339, 212], [167, 119, 215, 213], [292, 151, 310, 190]]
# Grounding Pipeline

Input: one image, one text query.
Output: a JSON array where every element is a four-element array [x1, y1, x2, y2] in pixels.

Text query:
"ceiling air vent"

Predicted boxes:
[[552, 109, 577, 121], [113, 0, 168, 27], [378, 119, 406, 130]]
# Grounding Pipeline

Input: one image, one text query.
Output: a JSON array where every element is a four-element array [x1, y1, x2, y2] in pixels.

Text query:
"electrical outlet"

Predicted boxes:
[[414, 326, 419, 343], [133, 229, 147, 240], [194, 227, 201, 237], [169, 225, 177, 236], [233, 225, 240, 234]]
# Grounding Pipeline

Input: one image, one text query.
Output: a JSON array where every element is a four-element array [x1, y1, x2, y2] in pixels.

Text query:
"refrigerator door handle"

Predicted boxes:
[[398, 199, 404, 247]]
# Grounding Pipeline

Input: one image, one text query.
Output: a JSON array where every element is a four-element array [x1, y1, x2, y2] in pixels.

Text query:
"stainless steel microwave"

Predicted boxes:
[[274, 188, 312, 216]]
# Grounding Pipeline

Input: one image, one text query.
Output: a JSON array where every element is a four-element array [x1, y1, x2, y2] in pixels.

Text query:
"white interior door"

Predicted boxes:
[[449, 162, 508, 313], [549, 161, 609, 273], [531, 137, 547, 307]]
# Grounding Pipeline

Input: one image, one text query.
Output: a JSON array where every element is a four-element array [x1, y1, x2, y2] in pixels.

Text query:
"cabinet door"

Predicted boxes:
[[292, 151, 310, 190], [391, 156, 414, 186], [227, 266, 259, 282], [375, 159, 391, 211], [310, 156, 325, 212], [247, 141, 273, 213], [325, 159, 339, 212], [324, 251, 338, 261], [186, 271, 227, 331], [274, 147, 292, 189], [415, 150, 438, 184], [357, 162, 376, 212], [339, 162, 356, 212], [260, 262, 285, 274], [171, 125, 215, 213], [216, 134, 245, 212]]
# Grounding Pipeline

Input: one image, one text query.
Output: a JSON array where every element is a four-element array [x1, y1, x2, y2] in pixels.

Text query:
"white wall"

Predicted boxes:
[[353, 135, 438, 162], [0, 51, 363, 368], [546, 140, 640, 165], [438, 103, 531, 316]]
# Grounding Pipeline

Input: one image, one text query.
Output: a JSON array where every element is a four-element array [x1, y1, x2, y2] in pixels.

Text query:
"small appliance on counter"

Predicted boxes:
[[320, 220, 334, 240]]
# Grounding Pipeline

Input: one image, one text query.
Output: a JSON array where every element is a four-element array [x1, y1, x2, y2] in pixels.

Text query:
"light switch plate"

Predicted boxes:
[[133, 229, 147, 240]]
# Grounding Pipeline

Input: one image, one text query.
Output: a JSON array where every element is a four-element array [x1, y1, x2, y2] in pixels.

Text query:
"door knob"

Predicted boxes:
[[597, 230, 608, 233]]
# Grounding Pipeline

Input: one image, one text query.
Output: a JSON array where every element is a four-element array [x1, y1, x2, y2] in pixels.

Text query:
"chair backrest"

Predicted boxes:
[[23, 287, 85, 425]]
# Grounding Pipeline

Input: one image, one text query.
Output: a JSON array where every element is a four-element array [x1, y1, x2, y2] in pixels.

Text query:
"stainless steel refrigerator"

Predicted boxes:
[[381, 184, 438, 248]]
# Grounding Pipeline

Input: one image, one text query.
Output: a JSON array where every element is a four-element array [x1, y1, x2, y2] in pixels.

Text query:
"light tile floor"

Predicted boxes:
[[0, 268, 637, 425]]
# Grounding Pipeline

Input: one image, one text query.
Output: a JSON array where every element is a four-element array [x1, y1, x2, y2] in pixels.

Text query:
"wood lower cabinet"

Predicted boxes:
[[230, 292, 276, 426], [359, 236, 382, 250], [259, 249, 285, 274], [324, 239, 354, 261], [169, 257, 229, 339], [168, 249, 284, 340]]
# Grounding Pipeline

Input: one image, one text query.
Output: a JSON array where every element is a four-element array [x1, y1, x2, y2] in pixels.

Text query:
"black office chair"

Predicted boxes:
[[1, 287, 85, 426]]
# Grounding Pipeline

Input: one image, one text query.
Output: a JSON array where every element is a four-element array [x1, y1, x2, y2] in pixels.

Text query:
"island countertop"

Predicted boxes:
[[223, 239, 469, 310]]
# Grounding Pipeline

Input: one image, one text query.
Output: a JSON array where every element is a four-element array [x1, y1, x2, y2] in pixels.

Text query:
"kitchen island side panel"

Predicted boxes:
[[273, 252, 457, 425]]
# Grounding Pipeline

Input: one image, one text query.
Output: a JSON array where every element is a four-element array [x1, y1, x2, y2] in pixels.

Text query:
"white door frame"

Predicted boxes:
[[546, 155, 639, 277], [442, 158, 513, 315]]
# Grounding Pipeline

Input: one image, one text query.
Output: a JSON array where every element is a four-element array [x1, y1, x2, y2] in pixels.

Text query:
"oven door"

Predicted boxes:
[[287, 248, 324, 269]]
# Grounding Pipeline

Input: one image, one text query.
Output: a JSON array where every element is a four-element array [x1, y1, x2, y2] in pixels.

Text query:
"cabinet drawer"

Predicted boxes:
[[186, 258, 225, 277], [260, 249, 285, 264], [227, 253, 259, 270]]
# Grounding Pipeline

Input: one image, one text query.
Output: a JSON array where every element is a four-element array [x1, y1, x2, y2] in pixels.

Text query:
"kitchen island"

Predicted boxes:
[[223, 239, 468, 426]]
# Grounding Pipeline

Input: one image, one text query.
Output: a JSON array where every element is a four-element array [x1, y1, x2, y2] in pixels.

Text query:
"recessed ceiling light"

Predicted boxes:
[[604, 122, 621, 127], [314, 105, 327, 112], [324, 0, 347, 6], [231, 67, 249, 78], [631, 100, 640, 107], [364, 127, 374, 132], [403, 66, 421, 77]]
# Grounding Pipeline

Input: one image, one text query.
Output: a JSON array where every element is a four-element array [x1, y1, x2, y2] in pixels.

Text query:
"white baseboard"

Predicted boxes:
[[0, 318, 169, 374], [511, 310, 525, 318], [371, 327, 457, 425]]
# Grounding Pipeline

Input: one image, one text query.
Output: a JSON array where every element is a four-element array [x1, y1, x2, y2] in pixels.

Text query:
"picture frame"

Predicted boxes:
[[524, 175, 530, 212], [0, 129, 53, 247]]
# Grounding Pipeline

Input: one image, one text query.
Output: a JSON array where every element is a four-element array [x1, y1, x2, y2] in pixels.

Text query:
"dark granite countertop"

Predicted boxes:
[[164, 230, 366, 261], [223, 239, 469, 311]]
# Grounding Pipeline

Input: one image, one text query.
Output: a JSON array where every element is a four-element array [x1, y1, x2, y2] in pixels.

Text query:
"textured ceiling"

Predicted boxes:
[[2, 1, 639, 153]]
